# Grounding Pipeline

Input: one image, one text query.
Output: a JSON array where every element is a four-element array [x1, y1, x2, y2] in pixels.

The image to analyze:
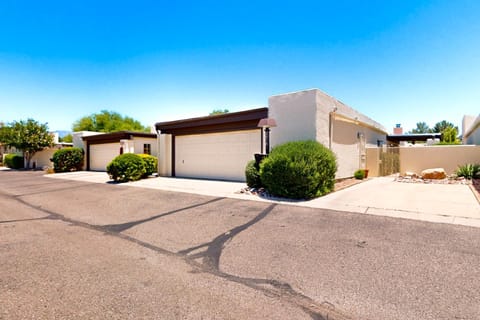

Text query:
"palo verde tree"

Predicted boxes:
[[0, 119, 54, 169], [432, 120, 459, 143], [72, 110, 149, 133]]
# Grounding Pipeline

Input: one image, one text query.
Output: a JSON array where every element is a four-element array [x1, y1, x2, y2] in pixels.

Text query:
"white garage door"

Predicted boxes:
[[90, 143, 121, 171], [175, 130, 261, 181]]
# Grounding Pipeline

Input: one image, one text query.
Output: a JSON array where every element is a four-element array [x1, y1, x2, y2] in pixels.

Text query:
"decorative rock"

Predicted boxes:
[[405, 171, 417, 178], [421, 168, 447, 180]]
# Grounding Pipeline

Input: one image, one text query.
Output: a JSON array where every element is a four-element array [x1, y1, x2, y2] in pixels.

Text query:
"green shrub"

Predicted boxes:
[[4, 154, 24, 169], [52, 147, 84, 172], [138, 154, 158, 177], [245, 160, 262, 188], [354, 169, 365, 180], [259, 140, 337, 199], [107, 153, 146, 182], [456, 163, 480, 180]]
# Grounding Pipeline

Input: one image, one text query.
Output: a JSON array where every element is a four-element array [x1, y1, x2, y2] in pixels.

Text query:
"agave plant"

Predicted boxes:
[[456, 163, 480, 180]]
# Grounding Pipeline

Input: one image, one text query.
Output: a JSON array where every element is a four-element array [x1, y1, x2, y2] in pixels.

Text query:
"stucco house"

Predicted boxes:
[[269, 89, 387, 179], [462, 114, 480, 145], [1, 132, 72, 169], [156, 88, 387, 181], [77, 131, 157, 171]]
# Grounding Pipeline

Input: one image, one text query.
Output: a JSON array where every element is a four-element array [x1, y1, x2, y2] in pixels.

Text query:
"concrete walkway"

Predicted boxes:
[[47, 171, 480, 228]]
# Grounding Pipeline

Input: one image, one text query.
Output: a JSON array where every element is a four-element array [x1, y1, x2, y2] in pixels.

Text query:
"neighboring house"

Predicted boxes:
[[80, 131, 157, 171], [1, 132, 72, 169], [30, 143, 73, 169], [269, 89, 387, 179], [156, 88, 387, 181], [462, 114, 480, 145]]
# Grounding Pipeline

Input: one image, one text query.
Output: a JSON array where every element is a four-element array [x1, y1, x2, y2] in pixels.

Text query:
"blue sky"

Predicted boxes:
[[0, 0, 479, 133]]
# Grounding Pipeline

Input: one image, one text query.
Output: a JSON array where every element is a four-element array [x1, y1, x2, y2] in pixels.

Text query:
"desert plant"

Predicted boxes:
[[259, 140, 337, 199], [245, 160, 262, 188], [354, 169, 365, 180], [456, 163, 480, 180], [4, 154, 24, 169], [138, 154, 158, 177], [52, 147, 84, 172], [107, 153, 146, 182]]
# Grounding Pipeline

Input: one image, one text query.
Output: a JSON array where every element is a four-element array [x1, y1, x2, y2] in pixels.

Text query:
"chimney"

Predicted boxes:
[[393, 124, 403, 135]]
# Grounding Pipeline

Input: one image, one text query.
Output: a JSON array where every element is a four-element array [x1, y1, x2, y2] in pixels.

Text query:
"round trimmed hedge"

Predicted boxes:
[[52, 147, 84, 172], [259, 140, 337, 199], [4, 154, 24, 169], [138, 154, 158, 177], [245, 160, 262, 188], [107, 153, 146, 182]]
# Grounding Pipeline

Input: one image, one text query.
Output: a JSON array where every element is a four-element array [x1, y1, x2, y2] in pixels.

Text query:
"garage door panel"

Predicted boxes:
[[175, 130, 261, 181], [90, 143, 121, 171]]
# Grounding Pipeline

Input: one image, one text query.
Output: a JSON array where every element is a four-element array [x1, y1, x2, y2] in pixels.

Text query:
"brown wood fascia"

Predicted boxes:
[[82, 131, 156, 145], [155, 108, 268, 136]]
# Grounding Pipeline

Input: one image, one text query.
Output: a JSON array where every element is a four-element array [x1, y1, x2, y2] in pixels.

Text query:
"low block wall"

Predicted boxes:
[[367, 145, 480, 176], [399, 145, 480, 175]]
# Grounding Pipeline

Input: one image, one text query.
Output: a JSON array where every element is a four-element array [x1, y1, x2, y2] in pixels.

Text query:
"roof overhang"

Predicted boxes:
[[82, 131, 156, 144], [387, 133, 442, 143], [155, 108, 268, 135]]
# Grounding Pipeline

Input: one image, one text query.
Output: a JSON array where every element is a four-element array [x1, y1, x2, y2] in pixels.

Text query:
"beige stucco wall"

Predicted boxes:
[[132, 137, 158, 157], [158, 134, 172, 176], [400, 145, 480, 175], [31, 146, 65, 168], [330, 119, 386, 178], [268, 88, 387, 179], [366, 147, 380, 177]]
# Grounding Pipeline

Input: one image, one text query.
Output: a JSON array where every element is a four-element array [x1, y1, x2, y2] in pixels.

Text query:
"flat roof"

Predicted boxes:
[[387, 133, 442, 142], [82, 131, 156, 144]]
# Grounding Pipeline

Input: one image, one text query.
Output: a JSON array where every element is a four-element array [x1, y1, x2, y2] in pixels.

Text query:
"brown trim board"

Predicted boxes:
[[82, 131, 156, 145], [156, 108, 268, 136]]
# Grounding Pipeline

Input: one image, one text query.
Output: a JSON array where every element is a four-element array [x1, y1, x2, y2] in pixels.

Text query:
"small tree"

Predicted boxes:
[[441, 126, 460, 144], [432, 120, 456, 134], [59, 133, 73, 143], [209, 109, 229, 116], [411, 122, 432, 134], [0, 119, 54, 169], [72, 110, 149, 133]]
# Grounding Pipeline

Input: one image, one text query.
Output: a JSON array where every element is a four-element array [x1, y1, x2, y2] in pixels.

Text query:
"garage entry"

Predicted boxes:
[[89, 143, 121, 171], [175, 130, 261, 181], [156, 107, 269, 181]]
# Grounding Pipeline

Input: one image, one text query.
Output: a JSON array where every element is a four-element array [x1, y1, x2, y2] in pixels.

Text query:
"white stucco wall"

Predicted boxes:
[[463, 114, 480, 145], [30, 147, 58, 168], [268, 89, 318, 147], [73, 131, 103, 150]]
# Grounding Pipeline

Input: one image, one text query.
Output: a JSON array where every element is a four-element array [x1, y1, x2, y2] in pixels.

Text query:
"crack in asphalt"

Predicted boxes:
[[102, 197, 226, 232], [1, 186, 351, 320], [0, 217, 51, 224]]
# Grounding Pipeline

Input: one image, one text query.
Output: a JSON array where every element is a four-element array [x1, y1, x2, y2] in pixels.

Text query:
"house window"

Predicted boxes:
[[143, 143, 151, 155]]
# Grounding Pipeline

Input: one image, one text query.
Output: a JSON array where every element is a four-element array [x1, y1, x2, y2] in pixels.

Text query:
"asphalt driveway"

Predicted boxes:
[[1, 170, 480, 320]]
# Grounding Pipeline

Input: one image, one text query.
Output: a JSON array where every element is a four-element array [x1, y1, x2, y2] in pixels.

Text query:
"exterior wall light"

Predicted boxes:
[[257, 118, 277, 155]]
